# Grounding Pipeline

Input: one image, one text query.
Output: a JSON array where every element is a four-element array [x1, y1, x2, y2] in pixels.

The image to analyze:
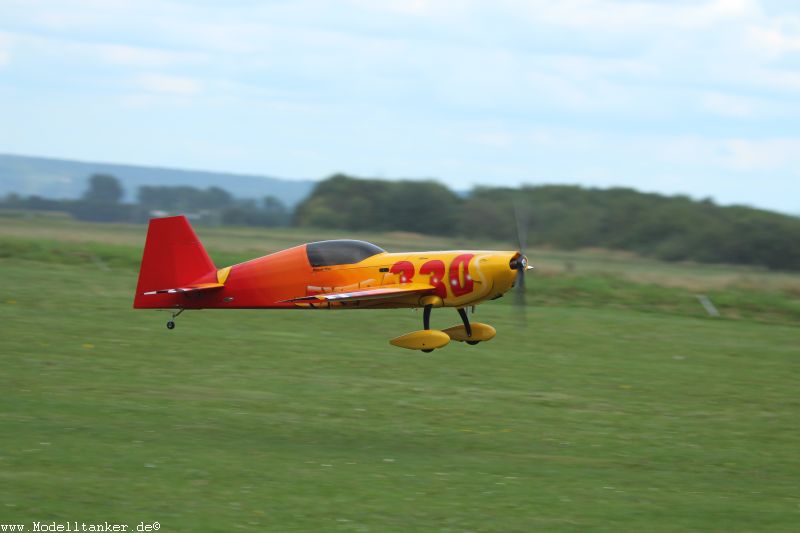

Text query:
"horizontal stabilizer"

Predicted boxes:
[[143, 282, 224, 296], [282, 283, 433, 304]]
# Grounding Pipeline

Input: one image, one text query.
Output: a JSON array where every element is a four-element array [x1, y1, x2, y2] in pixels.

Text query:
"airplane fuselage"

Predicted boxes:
[[138, 244, 521, 310]]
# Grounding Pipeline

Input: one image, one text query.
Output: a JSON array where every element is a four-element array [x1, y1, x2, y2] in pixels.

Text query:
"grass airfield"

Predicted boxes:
[[1, 213, 799, 531]]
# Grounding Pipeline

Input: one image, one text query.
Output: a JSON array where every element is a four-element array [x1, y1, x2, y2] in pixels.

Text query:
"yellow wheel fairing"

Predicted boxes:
[[389, 330, 451, 351], [441, 322, 496, 342]]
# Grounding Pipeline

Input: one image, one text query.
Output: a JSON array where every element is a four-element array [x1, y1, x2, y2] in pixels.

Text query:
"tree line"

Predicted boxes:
[[0, 174, 290, 227], [293, 174, 800, 271], [3, 172, 799, 270]]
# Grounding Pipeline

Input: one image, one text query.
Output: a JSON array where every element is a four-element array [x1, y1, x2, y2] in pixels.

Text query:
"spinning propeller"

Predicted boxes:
[[512, 201, 533, 324]]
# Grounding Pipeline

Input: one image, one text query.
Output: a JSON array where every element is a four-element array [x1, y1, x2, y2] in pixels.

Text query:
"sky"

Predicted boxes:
[[1, 0, 799, 214]]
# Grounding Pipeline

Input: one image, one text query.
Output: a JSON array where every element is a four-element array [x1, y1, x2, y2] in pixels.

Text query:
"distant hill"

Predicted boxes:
[[0, 154, 315, 207]]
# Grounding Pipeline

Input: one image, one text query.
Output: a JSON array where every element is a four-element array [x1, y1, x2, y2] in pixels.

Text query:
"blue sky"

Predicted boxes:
[[1, 0, 799, 213]]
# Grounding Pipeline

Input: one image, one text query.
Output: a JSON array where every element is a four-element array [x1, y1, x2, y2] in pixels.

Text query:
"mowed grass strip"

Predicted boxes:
[[1, 254, 799, 531]]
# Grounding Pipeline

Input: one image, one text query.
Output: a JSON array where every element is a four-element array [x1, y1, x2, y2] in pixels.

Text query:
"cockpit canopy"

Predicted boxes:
[[306, 240, 386, 267]]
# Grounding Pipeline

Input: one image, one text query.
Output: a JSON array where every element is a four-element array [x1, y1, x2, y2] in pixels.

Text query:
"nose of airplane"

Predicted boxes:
[[509, 252, 533, 288], [509, 253, 529, 272], [480, 252, 521, 297], [476, 252, 533, 302]]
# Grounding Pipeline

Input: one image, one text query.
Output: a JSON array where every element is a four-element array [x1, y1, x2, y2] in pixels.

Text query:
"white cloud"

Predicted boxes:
[[0, 30, 204, 70], [473, 131, 515, 148], [746, 24, 800, 57], [721, 137, 800, 171], [750, 66, 800, 91], [478, 127, 800, 178], [350, 0, 760, 29], [454, 127, 800, 210], [7, 0, 146, 29], [95, 43, 203, 67], [351, 0, 438, 16], [136, 73, 201, 94], [0, 32, 12, 66], [701, 91, 757, 117], [484, 0, 760, 32]]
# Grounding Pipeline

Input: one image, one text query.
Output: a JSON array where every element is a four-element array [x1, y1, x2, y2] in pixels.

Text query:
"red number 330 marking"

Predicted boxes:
[[419, 260, 446, 298], [390, 254, 474, 299], [389, 261, 415, 284], [449, 254, 474, 297]]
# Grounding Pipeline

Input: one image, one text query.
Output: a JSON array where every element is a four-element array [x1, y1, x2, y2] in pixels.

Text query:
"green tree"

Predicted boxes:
[[293, 174, 462, 234], [84, 174, 124, 204]]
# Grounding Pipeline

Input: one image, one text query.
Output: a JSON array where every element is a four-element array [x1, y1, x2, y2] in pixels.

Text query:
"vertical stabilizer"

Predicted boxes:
[[133, 216, 217, 308]]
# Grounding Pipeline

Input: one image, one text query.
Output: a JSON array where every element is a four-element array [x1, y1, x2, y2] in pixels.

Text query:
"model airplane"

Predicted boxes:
[[134, 215, 533, 351]]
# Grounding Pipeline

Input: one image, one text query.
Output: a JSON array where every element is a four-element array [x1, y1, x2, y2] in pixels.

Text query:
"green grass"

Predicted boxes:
[[2, 211, 800, 324], [1, 214, 800, 531]]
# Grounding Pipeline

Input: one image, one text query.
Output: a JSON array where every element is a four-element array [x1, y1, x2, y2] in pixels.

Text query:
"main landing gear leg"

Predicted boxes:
[[457, 308, 473, 337], [166, 308, 184, 330], [421, 304, 433, 352], [458, 307, 479, 345]]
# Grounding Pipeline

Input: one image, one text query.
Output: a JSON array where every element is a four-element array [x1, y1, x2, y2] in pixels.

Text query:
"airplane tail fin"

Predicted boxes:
[[133, 216, 218, 308]]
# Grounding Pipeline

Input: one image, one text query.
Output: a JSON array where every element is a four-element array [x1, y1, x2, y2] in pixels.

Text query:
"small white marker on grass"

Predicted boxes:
[[696, 294, 720, 317]]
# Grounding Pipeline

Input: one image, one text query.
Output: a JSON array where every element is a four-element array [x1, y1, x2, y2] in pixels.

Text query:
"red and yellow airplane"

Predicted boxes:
[[134, 216, 532, 351]]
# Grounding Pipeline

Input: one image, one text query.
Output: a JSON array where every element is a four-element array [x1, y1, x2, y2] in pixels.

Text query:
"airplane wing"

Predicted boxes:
[[282, 283, 434, 304], [142, 282, 224, 295]]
